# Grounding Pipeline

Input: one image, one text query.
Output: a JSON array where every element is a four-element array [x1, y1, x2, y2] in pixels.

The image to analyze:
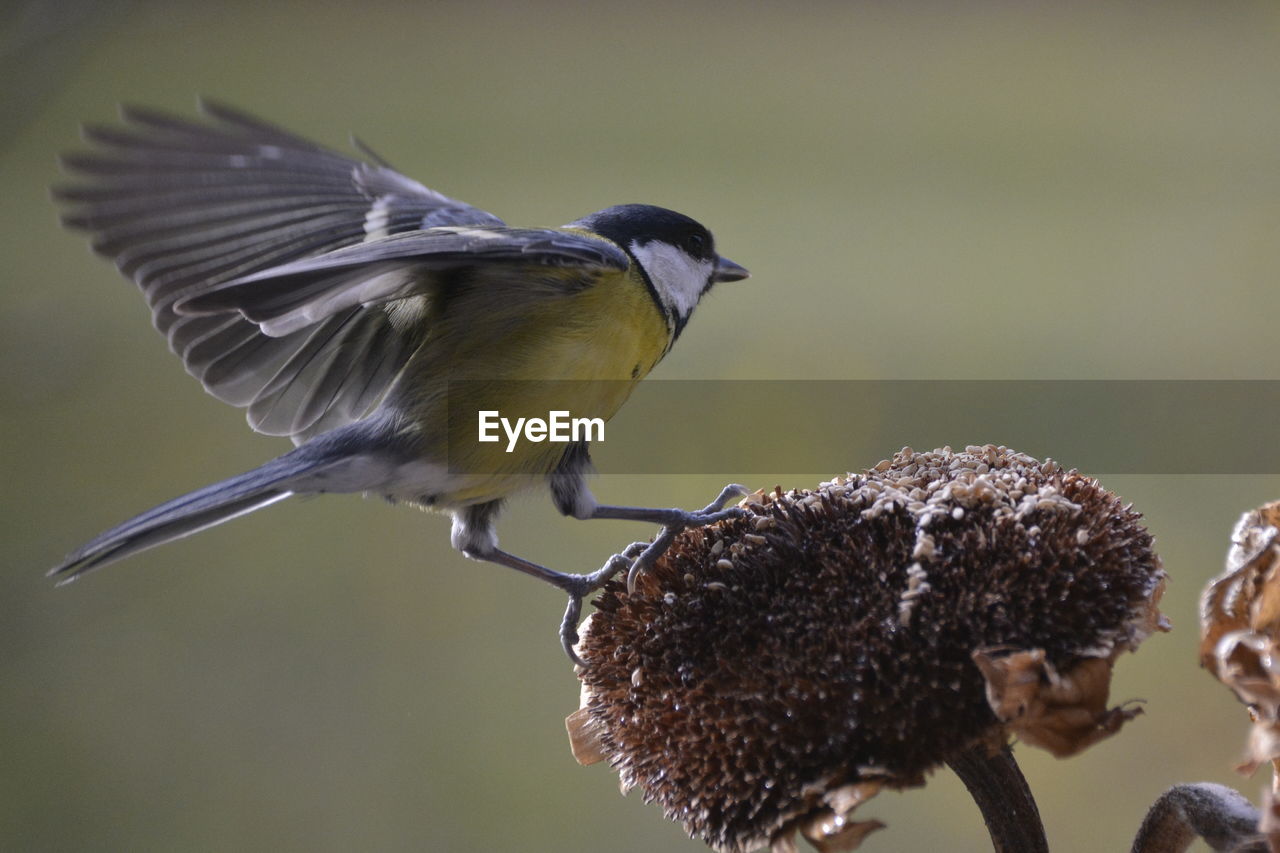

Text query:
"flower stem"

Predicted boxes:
[[1130, 783, 1265, 853], [946, 743, 1048, 853]]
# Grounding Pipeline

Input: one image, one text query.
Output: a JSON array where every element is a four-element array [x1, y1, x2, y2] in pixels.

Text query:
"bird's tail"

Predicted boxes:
[[48, 449, 343, 584]]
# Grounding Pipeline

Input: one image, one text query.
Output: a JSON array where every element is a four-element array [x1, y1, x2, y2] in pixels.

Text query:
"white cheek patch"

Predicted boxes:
[[629, 240, 714, 320]]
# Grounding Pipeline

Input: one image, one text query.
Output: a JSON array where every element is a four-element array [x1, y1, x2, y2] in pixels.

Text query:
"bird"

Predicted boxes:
[[48, 99, 750, 661]]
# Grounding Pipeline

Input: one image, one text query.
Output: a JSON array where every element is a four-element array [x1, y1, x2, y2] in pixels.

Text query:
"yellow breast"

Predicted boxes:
[[397, 265, 671, 505]]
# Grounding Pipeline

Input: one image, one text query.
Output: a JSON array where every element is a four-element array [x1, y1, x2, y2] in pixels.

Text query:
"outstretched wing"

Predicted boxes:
[[176, 225, 629, 438], [179, 226, 629, 336], [54, 100, 625, 442]]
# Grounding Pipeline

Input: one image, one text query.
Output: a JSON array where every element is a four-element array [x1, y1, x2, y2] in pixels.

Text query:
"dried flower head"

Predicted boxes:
[[1200, 501, 1280, 846], [568, 445, 1166, 852]]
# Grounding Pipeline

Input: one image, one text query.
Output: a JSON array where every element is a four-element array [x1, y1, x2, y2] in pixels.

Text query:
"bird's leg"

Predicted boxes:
[[473, 541, 648, 665], [587, 482, 750, 531], [460, 483, 750, 665], [586, 483, 751, 590]]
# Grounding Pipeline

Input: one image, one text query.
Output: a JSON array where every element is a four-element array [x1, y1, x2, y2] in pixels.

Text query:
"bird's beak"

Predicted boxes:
[[712, 256, 750, 283]]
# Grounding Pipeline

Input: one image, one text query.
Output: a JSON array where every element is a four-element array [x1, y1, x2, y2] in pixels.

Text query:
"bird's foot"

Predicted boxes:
[[624, 483, 750, 592], [559, 483, 749, 664], [557, 540, 648, 666], [504, 484, 752, 666]]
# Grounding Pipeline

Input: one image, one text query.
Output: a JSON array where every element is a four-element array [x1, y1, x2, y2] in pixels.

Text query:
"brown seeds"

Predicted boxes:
[[570, 446, 1166, 852]]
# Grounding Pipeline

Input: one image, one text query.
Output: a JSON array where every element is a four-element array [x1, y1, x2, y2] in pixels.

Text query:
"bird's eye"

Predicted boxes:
[[686, 232, 706, 254]]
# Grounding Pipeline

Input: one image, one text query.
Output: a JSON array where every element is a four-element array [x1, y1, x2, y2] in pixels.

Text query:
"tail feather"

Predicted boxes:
[[49, 451, 330, 584]]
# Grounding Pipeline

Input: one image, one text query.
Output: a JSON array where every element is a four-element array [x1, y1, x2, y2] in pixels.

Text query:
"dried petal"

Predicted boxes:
[[1201, 502, 1280, 783], [972, 648, 1143, 758], [794, 781, 886, 852], [566, 707, 608, 766]]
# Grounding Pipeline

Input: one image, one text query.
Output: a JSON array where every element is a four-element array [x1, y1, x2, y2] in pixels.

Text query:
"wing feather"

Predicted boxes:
[[56, 101, 622, 444], [176, 227, 628, 336]]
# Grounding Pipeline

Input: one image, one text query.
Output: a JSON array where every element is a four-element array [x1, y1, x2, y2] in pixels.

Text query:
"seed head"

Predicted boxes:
[[568, 446, 1166, 852]]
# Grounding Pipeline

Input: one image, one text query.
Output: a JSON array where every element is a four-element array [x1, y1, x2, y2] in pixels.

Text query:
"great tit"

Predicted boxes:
[[48, 100, 749, 660]]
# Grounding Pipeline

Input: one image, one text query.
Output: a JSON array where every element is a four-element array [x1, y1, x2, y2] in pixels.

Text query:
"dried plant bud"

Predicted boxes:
[[569, 445, 1167, 852], [1199, 501, 1280, 846]]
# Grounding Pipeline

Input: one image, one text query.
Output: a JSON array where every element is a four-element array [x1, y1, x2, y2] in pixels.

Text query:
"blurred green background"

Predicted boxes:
[[4, 1, 1280, 850]]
